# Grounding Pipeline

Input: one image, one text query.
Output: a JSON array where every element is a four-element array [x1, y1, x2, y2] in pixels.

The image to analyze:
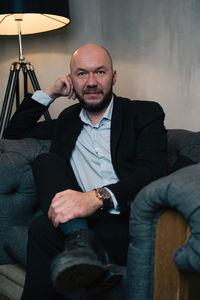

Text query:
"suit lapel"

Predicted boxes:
[[110, 96, 124, 172], [60, 107, 83, 160]]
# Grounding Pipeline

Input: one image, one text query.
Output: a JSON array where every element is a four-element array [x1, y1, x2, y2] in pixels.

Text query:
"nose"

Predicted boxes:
[[87, 73, 97, 87]]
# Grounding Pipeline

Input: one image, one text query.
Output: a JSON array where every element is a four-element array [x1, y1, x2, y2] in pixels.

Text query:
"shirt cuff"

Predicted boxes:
[[32, 90, 54, 106], [105, 188, 120, 214]]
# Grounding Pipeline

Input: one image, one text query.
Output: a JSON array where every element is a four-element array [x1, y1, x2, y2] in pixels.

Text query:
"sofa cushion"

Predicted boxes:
[[4, 206, 42, 266], [167, 129, 200, 171], [169, 154, 196, 173], [0, 138, 49, 264], [0, 264, 25, 300], [0, 264, 25, 288], [4, 226, 28, 267]]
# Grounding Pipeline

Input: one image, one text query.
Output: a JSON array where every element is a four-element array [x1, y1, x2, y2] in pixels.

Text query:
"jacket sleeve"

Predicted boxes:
[[3, 94, 56, 140], [106, 101, 167, 214]]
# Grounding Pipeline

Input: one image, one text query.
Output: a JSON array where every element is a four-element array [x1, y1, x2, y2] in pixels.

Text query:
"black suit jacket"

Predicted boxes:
[[4, 94, 167, 214]]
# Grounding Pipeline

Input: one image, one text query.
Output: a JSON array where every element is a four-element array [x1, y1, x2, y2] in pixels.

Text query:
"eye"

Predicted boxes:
[[97, 70, 105, 75], [77, 71, 86, 77]]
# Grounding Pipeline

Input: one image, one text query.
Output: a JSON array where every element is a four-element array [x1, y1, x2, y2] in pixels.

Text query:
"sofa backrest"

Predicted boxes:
[[167, 129, 200, 171], [0, 138, 50, 264]]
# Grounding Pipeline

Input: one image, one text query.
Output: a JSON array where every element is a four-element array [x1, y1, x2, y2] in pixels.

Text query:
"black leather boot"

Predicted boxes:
[[51, 228, 108, 295], [87, 264, 126, 299]]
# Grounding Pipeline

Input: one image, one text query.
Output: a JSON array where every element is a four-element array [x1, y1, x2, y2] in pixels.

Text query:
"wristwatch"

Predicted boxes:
[[95, 187, 113, 210]]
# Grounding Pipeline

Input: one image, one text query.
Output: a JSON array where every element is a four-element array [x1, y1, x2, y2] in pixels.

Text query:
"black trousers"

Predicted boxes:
[[21, 153, 129, 300]]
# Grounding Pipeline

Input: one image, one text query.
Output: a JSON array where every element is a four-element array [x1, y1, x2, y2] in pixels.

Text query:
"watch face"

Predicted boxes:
[[98, 187, 111, 200]]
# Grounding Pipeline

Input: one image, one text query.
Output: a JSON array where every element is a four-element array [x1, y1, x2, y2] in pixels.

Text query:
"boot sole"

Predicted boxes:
[[88, 273, 123, 299], [52, 257, 106, 295]]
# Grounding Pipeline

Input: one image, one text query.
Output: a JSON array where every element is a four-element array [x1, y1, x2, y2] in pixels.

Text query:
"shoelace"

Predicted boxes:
[[67, 230, 91, 248]]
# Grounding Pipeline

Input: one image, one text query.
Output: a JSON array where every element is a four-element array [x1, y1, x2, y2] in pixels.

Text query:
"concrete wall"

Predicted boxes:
[[0, 0, 200, 130]]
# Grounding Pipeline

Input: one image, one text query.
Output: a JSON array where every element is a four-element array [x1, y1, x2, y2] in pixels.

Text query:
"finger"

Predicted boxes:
[[51, 190, 67, 203], [48, 206, 55, 218], [71, 90, 76, 100], [68, 85, 74, 99], [66, 74, 75, 99], [67, 86, 76, 100], [64, 74, 73, 88], [68, 84, 75, 99], [51, 218, 58, 228], [53, 216, 62, 228], [49, 197, 71, 221], [57, 76, 70, 97], [67, 90, 73, 99], [48, 207, 56, 221], [48, 209, 59, 227], [51, 199, 67, 213]]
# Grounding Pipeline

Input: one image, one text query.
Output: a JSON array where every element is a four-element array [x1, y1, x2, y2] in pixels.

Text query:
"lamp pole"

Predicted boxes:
[[0, 15, 51, 138], [15, 14, 25, 62]]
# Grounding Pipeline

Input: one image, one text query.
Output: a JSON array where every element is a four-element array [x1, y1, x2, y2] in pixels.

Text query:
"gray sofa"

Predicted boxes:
[[0, 138, 50, 300], [0, 129, 200, 300]]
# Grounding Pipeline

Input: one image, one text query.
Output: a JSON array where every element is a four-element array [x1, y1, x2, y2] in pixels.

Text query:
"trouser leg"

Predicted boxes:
[[32, 153, 80, 214], [32, 153, 87, 234], [88, 213, 129, 265], [21, 215, 65, 300], [21, 215, 89, 300], [21, 215, 129, 300]]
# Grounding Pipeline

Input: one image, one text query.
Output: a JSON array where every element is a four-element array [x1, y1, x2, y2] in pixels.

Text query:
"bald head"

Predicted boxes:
[[70, 44, 113, 74]]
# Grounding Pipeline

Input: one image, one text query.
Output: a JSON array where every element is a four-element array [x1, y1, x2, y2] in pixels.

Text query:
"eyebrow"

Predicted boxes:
[[75, 66, 108, 73]]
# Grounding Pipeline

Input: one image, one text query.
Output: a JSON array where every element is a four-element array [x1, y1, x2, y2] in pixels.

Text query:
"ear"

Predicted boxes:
[[112, 70, 117, 86]]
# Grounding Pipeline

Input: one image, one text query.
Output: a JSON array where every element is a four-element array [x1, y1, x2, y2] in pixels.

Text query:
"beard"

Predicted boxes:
[[75, 86, 113, 112]]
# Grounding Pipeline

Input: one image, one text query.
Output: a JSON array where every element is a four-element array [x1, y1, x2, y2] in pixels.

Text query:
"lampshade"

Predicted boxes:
[[0, 0, 71, 35]]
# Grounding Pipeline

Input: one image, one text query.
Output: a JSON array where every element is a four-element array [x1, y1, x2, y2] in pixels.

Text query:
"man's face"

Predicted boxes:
[[70, 45, 117, 112]]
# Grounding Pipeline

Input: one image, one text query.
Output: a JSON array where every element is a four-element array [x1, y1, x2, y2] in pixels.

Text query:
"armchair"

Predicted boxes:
[[126, 129, 200, 300]]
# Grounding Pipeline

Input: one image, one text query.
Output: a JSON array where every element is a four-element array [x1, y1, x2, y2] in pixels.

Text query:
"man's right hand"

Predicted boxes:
[[45, 74, 76, 100]]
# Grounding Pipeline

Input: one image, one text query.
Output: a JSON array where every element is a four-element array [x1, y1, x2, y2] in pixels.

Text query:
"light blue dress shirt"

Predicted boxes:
[[32, 91, 120, 214]]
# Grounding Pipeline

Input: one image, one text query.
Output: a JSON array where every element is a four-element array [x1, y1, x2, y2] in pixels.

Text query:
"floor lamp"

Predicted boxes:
[[0, 0, 71, 137]]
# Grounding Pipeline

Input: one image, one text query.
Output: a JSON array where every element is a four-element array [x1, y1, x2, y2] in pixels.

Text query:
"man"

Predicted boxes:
[[4, 44, 167, 300]]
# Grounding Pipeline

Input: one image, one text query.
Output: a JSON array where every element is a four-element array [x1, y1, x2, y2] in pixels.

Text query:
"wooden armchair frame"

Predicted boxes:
[[154, 209, 200, 300]]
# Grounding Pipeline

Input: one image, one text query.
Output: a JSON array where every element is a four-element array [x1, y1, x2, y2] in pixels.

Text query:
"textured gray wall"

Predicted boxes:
[[0, 0, 200, 130]]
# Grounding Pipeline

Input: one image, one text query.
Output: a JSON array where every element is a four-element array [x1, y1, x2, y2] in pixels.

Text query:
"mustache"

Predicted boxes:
[[82, 88, 103, 95]]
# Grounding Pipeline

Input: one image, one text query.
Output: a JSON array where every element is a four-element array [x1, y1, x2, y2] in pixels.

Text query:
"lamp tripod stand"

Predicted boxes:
[[0, 15, 51, 138]]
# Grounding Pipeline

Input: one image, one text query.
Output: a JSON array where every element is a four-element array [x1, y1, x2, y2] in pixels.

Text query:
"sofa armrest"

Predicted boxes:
[[154, 209, 200, 300], [126, 163, 200, 300], [154, 209, 189, 300]]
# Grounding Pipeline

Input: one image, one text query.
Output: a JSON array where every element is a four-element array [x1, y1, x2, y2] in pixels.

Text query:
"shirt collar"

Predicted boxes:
[[79, 95, 114, 125]]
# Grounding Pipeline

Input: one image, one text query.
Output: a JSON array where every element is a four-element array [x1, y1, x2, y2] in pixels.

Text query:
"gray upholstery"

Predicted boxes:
[[0, 264, 25, 300], [167, 129, 200, 168], [0, 138, 50, 264], [0, 130, 200, 299], [126, 130, 200, 299]]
